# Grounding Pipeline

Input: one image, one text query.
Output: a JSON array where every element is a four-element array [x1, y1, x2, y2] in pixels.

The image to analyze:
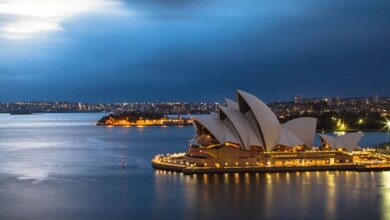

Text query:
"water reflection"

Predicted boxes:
[[381, 172, 390, 220], [154, 171, 382, 219], [0, 114, 389, 219]]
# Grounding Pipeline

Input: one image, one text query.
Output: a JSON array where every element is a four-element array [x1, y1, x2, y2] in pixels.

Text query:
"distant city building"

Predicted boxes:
[[373, 94, 380, 103], [326, 97, 333, 106], [365, 98, 370, 105], [294, 95, 301, 105], [335, 96, 341, 106], [0, 95, 389, 118]]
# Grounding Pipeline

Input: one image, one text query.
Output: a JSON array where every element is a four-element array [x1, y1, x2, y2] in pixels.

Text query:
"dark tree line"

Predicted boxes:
[[281, 112, 386, 131]]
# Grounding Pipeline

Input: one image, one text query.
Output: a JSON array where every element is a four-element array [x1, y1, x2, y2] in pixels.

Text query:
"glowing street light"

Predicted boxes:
[[338, 122, 346, 131], [384, 118, 390, 130]]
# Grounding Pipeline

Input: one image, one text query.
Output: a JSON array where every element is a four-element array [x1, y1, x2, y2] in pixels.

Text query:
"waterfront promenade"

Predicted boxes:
[[152, 152, 390, 174]]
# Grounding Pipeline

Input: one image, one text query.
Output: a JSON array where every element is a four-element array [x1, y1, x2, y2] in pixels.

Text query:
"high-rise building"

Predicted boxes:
[[373, 94, 380, 103], [325, 97, 333, 106], [335, 96, 341, 106], [295, 95, 301, 105], [365, 98, 370, 105]]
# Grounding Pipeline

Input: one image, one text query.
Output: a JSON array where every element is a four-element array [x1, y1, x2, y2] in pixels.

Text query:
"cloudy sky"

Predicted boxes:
[[0, 0, 389, 102]]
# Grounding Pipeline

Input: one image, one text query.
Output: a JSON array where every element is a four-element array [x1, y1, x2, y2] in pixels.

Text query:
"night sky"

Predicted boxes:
[[0, 0, 389, 102]]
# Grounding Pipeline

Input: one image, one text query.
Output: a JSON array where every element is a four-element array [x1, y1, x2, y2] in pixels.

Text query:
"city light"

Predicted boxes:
[[337, 121, 347, 131], [384, 118, 390, 131], [152, 91, 390, 175]]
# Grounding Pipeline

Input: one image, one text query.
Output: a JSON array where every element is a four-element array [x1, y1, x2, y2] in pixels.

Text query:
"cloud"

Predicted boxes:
[[0, 0, 132, 39], [0, 0, 389, 101]]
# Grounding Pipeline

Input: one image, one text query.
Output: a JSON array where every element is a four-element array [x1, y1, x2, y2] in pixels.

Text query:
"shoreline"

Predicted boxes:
[[152, 156, 390, 174], [96, 123, 388, 133]]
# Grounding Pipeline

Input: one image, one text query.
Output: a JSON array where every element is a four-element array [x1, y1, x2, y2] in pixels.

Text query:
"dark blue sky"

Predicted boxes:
[[0, 0, 389, 102]]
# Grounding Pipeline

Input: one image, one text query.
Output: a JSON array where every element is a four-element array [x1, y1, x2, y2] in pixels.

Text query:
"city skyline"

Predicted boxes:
[[1, 0, 389, 102], [1, 94, 388, 117], [1, 1, 390, 219], [0, 93, 387, 104]]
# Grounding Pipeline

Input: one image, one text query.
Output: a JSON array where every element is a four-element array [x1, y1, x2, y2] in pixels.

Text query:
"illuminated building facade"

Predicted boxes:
[[152, 90, 389, 174]]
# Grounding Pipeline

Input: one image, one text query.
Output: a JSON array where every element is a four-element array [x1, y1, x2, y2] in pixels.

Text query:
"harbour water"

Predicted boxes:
[[0, 113, 389, 220]]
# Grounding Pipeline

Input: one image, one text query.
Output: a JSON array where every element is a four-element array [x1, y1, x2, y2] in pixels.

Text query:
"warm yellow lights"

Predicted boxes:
[[225, 142, 240, 148], [358, 119, 364, 125], [103, 117, 191, 127], [384, 118, 390, 130], [153, 150, 390, 173], [336, 119, 347, 131]]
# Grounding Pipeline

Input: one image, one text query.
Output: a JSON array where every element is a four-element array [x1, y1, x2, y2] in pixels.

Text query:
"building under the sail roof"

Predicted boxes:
[[193, 90, 320, 152], [319, 133, 363, 151], [193, 90, 363, 154], [152, 90, 377, 173]]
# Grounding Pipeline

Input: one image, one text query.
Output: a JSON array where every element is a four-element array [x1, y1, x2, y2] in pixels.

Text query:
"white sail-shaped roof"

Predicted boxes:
[[209, 111, 241, 144], [336, 133, 364, 151], [225, 98, 239, 110], [219, 106, 264, 150], [318, 134, 336, 148], [194, 116, 225, 144], [284, 117, 317, 147], [194, 116, 240, 145], [192, 89, 320, 152], [277, 127, 305, 147], [210, 111, 219, 119], [318, 133, 363, 151], [237, 90, 280, 150]]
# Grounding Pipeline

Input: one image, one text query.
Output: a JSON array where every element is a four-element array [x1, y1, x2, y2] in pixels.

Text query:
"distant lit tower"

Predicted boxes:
[[335, 96, 341, 106], [365, 97, 370, 105], [373, 94, 380, 103], [294, 95, 301, 105], [326, 97, 333, 106]]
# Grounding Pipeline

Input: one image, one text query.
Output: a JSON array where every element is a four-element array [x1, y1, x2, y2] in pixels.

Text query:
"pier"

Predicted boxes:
[[152, 153, 390, 174]]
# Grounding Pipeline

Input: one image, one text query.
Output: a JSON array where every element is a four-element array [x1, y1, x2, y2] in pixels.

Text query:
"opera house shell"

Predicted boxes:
[[193, 90, 319, 152], [151, 90, 390, 174], [319, 133, 363, 151]]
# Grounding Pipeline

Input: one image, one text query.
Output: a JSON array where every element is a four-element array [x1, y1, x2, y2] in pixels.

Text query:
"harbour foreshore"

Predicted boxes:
[[152, 154, 390, 174]]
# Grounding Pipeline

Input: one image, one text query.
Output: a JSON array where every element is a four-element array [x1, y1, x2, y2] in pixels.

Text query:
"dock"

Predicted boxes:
[[152, 154, 390, 174]]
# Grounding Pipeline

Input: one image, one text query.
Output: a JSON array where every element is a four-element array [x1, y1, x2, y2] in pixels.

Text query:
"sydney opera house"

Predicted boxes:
[[152, 90, 390, 174]]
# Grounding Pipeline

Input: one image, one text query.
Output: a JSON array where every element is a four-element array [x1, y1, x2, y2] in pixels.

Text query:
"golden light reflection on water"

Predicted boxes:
[[381, 172, 390, 220], [325, 173, 336, 220], [154, 171, 384, 219]]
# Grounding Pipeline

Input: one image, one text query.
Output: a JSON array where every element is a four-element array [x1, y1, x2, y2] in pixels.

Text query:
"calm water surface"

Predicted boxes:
[[0, 113, 390, 220]]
